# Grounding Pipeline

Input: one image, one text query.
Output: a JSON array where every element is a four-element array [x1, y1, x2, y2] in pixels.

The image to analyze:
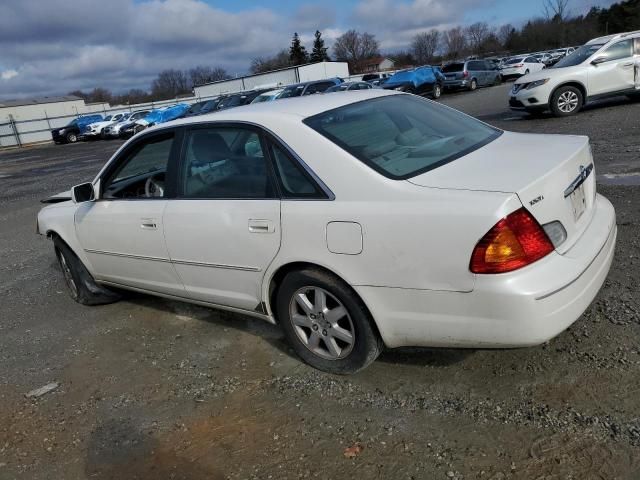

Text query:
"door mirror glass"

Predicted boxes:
[[72, 182, 95, 203]]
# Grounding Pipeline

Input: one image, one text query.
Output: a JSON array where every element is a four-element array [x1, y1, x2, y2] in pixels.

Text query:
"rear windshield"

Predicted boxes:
[[505, 58, 523, 65], [304, 95, 500, 180], [442, 63, 464, 72], [279, 86, 304, 99]]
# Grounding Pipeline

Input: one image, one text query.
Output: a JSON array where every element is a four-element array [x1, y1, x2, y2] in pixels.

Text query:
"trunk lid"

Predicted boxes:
[[408, 131, 596, 253]]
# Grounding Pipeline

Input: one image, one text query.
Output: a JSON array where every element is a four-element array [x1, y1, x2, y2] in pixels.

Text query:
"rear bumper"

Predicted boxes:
[[444, 79, 469, 88], [356, 194, 616, 349]]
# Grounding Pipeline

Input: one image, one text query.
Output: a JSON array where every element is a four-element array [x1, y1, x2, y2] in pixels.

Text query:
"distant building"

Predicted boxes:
[[356, 57, 396, 74]]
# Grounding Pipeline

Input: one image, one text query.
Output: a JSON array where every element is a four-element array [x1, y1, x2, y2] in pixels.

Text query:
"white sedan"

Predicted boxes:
[[84, 112, 130, 138], [37, 90, 616, 374], [500, 56, 546, 79]]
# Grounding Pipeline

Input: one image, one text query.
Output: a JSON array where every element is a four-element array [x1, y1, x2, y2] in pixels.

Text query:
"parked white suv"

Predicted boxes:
[[509, 31, 640, 116]]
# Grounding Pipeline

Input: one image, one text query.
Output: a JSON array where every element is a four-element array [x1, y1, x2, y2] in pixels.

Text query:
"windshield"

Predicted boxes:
[[554, 44, 603, 68], [304, 95, 500, 180], [442, 63, 464, 73]]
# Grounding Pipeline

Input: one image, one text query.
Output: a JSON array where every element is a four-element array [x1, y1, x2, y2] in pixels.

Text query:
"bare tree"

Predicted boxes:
[[543, 0, 570, 20], [411, 30, 440, 64], [443, 27, 467, 59], [188, 66, 230, 87], [333, 29, 380, 64], [465, 22, 491, 53], [497, 24, 514, 47], [151, 69, 190, 100], [250, 50, 291, 74]]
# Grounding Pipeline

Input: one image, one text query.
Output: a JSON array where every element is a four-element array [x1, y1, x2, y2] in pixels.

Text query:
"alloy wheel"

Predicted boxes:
[[289, 286, 355, 360], [557, 91, 579, 113]]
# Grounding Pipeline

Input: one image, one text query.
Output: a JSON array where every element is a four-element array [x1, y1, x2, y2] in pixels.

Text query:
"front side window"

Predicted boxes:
[[304, 95, 500, 180], [102, 133, 174, 199], [599, 39, 633, 62], [180, 127, 275, 199], [554, 43, 604, 68]]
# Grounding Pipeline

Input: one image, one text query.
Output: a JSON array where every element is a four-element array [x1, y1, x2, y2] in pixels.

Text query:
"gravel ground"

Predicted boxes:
[[0, 85, 639, 479]]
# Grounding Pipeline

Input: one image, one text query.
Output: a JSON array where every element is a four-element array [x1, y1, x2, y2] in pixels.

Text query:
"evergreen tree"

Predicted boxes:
[[289, 33, 309, 65], [310, 30, 330, 62]]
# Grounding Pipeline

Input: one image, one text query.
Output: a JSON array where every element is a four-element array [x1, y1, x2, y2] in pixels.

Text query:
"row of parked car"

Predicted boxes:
[[50, 44, 589, 145]]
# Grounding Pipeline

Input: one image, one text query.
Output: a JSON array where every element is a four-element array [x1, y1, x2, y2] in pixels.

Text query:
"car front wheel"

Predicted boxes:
[[276, 268, 383, 374], [65, 132, 78, 143], [550, 86, 583, 117], [53, 236, 121, 305]]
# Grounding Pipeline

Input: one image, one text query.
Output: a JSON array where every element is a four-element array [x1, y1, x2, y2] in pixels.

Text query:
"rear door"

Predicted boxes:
[[162, 124, 281, 311], [588, 39, 635, 96]]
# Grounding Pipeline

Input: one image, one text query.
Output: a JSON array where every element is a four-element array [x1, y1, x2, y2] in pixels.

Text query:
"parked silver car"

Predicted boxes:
[[442, 60, 502, 91]]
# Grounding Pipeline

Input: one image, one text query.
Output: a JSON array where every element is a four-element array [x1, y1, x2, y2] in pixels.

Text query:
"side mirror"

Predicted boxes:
[[591, 56, 607, 66], [72, 182, 95, 203]]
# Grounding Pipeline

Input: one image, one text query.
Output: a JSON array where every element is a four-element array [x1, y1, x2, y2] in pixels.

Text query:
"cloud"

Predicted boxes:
[[1, 70, 18, 80], [293, 5, 337, 31]]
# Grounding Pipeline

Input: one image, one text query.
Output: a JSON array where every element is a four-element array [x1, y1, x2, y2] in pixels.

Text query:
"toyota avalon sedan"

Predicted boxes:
[[37, 90, 616, 374]]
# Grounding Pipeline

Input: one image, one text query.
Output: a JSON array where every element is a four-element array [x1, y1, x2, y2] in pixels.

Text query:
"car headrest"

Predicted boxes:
[[191, 131, 231, 163]]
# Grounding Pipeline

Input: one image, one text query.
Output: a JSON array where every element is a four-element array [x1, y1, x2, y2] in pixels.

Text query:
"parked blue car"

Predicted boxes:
[[382, 66, 445, 99], [120, 104, 190, 138]]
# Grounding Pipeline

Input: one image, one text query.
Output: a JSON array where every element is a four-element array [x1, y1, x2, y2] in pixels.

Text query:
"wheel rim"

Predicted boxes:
[[471, 80, 476, 90], [557, 91, 579, 113], [68, 134, 77, 142], [289, 286, 355, 360], [434, 85, 441, 98], [58, 250, 78, 299]]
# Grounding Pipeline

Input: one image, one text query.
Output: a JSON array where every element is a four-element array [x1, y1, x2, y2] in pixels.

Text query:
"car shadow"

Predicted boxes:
[[120, 292, 298, 361], [378, 346, 475, 367], [479, 93, 638, 123]]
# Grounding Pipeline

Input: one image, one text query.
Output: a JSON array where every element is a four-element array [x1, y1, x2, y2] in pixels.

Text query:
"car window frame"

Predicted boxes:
[[98, 127, 183, 201], [599, 39, 634, 63], [175, 122, 280, 201], [173, 121, 334, 201]]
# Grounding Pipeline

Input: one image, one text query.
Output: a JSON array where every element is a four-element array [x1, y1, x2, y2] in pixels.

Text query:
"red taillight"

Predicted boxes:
[[462, 71, 469, 78], [515, 64, 524, 68], [470, 208, 554, 274]]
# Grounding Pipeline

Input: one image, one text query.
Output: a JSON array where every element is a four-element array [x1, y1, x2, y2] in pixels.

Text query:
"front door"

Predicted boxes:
[[163, 125, 281, 311], [589, 39, 635, 96], [75, 130, 185, 296]]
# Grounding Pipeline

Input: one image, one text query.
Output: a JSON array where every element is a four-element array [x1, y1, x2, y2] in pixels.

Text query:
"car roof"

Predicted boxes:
[[157, 89, 400, 128], [587, 30, 640, 45]]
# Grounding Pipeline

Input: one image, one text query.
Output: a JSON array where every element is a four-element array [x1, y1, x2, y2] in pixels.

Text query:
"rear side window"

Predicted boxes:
[[269, 144, 325, 198], [600, 40, 633, 62], [304, 95, 500, 180], [304, 82, 335, 95]]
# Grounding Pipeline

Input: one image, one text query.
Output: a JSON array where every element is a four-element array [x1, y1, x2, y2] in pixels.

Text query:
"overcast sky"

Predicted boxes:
[[0, 0, 618, 100]]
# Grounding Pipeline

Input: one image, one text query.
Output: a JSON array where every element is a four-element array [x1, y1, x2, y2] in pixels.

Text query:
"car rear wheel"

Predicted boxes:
[[469, 79, 477, 91], [65, 132, 78, 143], [53, 236, 121, 306], [276, 268, 383, 374], [431, 83, 442, 99], [550, 86, 583, 117]]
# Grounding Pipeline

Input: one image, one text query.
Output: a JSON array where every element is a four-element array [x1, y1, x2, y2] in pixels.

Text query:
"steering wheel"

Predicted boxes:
[[145, 173, 165, 198]]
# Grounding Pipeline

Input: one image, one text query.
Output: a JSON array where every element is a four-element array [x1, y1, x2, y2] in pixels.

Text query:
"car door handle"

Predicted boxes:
[[622, 62, 634, 67], [141, 218, 158, 230], [248, 219, 275, 233]]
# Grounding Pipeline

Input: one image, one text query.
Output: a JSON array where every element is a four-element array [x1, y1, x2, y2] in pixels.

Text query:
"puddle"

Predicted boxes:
[[598, 173, 640, 186]]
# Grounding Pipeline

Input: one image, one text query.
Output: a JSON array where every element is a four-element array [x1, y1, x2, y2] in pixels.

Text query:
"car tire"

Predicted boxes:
[[65, 132, 78, 143], [469, 79, 477, 91], [431, 83, 442, 99], [52, 236, 121, 306], [627, 93, 640, 102], [550, 86, 583, 117], [276, 268, 383, 374]]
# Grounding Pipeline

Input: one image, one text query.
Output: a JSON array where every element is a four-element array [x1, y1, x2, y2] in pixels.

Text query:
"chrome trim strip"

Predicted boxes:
[[84, 249, 260, 272], [564, 163, 594, 198], [171, 258, 260, 272], [85, 249, 170, 263]]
